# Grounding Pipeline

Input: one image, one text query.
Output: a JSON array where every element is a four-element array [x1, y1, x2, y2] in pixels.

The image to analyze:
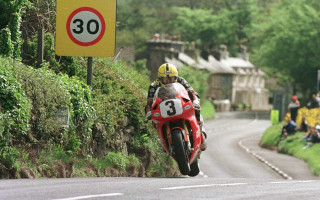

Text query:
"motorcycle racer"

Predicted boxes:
[[145, 63, 207, 151]]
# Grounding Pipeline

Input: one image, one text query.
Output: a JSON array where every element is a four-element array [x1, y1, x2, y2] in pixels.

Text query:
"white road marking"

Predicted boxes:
[[160, 183, 247, 190], [238, 139, 293, 180], [269, 180, 317, 184], [51, 193, 123, 200]]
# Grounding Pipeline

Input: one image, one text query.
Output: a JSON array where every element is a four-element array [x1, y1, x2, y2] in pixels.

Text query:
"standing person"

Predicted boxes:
[[310, 94, 319, 108], [315, 92, 320, 107], [145, 63, 207, 151], [288, 95, 300, 122]]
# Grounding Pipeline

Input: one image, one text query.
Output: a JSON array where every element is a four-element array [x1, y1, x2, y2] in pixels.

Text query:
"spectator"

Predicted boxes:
[[310, 94, 319, 108], [299, 116, 308, 134], [281, 117, 297, 139], [288, 95, 300, 122], [316, 92, 320, 106], [303, 125, 320, 149], [311, 125, 320, 143]]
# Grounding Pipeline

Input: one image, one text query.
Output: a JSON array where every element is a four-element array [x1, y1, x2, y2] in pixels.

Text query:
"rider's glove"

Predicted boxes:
[[146, 111, 151, 120], [193, 100, 200, 110]]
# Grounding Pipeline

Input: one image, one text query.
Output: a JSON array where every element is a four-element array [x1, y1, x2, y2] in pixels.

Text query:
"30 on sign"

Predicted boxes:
[[67, 7, 105, 46]]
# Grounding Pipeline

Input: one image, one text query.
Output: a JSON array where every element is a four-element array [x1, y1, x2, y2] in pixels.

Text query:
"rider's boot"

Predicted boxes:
[[195, 111, 207, 151], [199, 121, 207, 151]]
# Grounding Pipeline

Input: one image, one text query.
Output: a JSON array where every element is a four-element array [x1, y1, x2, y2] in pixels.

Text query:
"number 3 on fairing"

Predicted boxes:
[[165, 100, 176, 116], [160, 99, 183, 118]]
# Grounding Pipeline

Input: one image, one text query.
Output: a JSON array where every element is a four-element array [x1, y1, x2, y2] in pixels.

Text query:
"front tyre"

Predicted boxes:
[[189, 159, 200, 177], [172, 129, 190, 175]]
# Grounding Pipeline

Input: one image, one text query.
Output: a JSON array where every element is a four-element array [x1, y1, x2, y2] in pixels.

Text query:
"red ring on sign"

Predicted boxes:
[[66, 7, 106, 46]]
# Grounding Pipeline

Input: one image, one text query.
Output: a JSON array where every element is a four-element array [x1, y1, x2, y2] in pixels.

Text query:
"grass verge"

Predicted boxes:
[[260, 123, 320, 176], [201, 100, 215, 120]]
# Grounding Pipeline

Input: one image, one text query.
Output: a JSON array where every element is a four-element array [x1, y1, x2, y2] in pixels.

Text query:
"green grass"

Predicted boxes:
[[201, 100, 215, 120], [261, 123, 320, 176], [260, 123, 282, 147]]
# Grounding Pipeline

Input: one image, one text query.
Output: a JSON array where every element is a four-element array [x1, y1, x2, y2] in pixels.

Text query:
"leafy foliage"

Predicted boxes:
[[92, 59, 155, 150], [179, 66, 210, 100], [250, 0, 320, 98], [0, 58, 31, 168], [0, 57, 95, 159], [0, 0, 27, 59]]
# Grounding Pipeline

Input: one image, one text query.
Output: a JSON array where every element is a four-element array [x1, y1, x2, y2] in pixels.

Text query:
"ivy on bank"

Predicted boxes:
[[0, 57, 95, 170]]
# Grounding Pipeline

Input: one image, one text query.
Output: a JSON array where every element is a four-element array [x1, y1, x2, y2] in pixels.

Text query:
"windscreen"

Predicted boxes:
[[155, 83, 184, 100]]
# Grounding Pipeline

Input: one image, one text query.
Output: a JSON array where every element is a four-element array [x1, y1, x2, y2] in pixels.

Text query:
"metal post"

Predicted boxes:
[[36, 28, 44, 68], [87, 57, 93, 86]]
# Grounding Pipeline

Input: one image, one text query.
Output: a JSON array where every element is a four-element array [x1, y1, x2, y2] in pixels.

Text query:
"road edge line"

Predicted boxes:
[[238, 140, 293, 180]]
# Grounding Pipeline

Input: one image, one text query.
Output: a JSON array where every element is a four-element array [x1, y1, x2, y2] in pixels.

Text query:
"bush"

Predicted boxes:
[[0, 62, 30, 168], [13, 63, 70, 142], [179, 66, 210, 100], [92, 59, 155, 150], [104, 152, 130, 170], [0, 62, 31, 168], [0, 57, 94, 151]]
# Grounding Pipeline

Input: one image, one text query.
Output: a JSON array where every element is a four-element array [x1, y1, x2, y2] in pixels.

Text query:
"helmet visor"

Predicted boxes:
[[161, 76, 176, 84]]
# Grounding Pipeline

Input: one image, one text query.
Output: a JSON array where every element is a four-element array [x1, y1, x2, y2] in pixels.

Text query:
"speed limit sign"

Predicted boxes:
[[55, 0, 116, 57], [67, 7, 106, 46]]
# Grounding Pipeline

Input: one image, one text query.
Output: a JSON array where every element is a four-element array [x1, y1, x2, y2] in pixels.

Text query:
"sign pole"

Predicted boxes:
[[87, 57, 93, 86]]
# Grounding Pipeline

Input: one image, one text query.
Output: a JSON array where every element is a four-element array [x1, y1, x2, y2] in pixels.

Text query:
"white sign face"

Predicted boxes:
[[160, 99, 183, 118], [66, 7, 105, 46]]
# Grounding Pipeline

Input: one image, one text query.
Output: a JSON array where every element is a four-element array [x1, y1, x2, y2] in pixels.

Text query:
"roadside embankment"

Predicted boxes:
[[260, 123, 320, 176]]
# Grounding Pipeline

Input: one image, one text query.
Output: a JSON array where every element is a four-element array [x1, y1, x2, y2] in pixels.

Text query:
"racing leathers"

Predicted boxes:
[[145, 77, 207, 150]]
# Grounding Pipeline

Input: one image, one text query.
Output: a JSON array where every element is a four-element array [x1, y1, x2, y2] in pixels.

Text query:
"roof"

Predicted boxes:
[[178, 53, 196, 66], [208, 56, 235, 74], [237, 68, 247, 75], [220, 57, 254, 68], [165, 57, 184, 68]]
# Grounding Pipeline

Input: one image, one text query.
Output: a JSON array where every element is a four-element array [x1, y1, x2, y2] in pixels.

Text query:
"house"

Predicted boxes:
[[146, 34, 271, 111], [218, 45, 271, 111]]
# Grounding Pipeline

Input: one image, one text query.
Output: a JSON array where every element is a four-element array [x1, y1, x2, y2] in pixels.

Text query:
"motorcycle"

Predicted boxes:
[[150, 82, 202, 176]]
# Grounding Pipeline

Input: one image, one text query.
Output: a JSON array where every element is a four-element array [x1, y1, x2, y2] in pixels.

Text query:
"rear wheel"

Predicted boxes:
[[172, 129, 190, 175], [189, 159, 200, 177]]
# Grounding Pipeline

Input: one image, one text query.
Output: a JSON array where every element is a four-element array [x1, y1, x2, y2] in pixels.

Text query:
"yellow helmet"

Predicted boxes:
[[158, 63, 178, 78]]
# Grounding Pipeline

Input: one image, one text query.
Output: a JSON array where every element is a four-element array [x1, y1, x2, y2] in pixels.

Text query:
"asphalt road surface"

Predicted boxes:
[[199, 112, 318, 180], [1, 112, 319, 200]]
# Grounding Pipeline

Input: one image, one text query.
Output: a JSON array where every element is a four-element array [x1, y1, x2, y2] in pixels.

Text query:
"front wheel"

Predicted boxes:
[[189, 159, 200, 177], [172, 129, 190, 175]]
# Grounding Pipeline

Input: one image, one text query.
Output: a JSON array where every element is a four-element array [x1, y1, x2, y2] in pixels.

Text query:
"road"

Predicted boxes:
[[200, 111, 317, 179], [1, 112, 319, 200]]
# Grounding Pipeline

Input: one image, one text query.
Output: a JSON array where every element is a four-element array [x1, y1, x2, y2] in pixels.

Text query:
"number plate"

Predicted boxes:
[[159, 99, 183, 118]]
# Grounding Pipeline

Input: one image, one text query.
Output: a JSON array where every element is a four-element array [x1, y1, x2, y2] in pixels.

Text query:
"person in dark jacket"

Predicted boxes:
[[288, 95, 300, 122], [281, 117, 296, 139]]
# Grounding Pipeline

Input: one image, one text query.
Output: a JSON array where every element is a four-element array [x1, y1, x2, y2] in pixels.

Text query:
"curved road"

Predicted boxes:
[[200, 112, 317, 179], [1, 112, 319, 200]]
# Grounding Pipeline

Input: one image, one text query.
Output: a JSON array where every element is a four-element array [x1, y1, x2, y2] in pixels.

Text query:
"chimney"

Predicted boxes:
[[212, 46, 221, 61], [220, 44, 229, 60], [239, 45, 249, 61]]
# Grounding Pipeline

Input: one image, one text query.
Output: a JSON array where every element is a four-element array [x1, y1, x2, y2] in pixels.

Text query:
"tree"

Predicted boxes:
[[250, 0, 320, 98], [169, 7, 238, 54], [0, 0, 28, 58]]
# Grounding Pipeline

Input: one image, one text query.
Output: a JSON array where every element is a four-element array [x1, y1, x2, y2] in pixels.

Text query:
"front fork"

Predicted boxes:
[[166, 120, 192, 156]]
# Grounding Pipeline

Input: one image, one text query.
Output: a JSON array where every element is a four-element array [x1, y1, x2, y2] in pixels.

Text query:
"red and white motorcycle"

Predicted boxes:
[[150, 83, 203, 176]]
